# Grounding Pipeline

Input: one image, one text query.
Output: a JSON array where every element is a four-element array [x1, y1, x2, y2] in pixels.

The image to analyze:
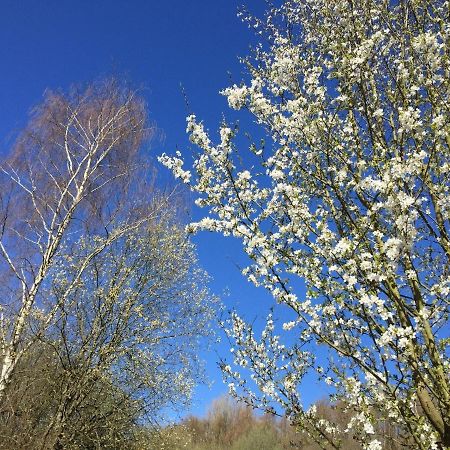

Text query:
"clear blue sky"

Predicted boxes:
[[0, 0, 325, 418]]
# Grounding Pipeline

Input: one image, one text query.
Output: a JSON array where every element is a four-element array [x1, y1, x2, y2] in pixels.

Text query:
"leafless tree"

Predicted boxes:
[[0, 80, 216, 449]]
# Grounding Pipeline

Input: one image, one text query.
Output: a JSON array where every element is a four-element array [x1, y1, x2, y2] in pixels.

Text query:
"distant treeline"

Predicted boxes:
[[151, 396, 405, 450]]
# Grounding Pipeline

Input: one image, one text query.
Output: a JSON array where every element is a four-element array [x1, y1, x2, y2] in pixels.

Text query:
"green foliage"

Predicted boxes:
[[230, 425, 284, 450]]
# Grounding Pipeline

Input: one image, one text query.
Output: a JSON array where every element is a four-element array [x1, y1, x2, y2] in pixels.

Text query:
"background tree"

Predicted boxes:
[[179, 395, 294, 450], [0, 80, 216, 449], [160, 0, 450, 448], [162, 395, 366, 450]]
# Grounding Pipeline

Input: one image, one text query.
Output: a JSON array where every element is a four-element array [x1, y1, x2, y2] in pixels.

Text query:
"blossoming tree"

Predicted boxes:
[[160, 1, 450, 448]]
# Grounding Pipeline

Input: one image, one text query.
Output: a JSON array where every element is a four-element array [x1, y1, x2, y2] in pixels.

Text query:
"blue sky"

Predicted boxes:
[[0, 0, 326, 418]]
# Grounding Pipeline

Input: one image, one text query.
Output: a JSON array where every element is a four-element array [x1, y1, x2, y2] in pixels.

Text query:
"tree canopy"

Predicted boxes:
[[161, 1, 450, 448], [0, 80, 216, 449]]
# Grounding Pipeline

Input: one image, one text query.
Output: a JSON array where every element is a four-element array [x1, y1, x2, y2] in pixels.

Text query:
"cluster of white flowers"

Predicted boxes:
[[398, 106, 422, 135], [221, 84, 248, 110], [158, 151, 191, 183]]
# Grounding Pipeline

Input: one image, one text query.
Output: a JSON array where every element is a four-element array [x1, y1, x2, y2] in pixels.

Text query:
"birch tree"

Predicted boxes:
[[160, 1, 450, 448], [0, 79, 148, 398], [0, 80, 216, 448]]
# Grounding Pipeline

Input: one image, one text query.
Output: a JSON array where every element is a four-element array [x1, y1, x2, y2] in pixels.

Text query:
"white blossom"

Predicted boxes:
[[160, 1, 450, 447]]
